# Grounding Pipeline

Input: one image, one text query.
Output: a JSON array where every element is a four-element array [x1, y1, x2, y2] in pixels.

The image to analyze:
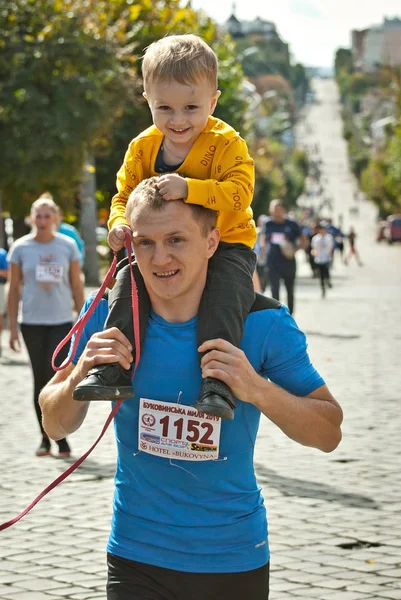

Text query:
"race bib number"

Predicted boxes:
[[271, 232, 285, 245], [138, 398, 221, 461], [36, 264, 64, 283]]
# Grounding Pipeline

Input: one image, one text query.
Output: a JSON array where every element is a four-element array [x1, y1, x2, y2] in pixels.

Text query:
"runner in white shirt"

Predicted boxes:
[[311, 221, 334, 298]]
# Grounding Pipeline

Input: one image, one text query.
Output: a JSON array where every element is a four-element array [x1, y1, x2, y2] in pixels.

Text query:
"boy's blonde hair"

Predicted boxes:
[[142, 34, 218, 91]]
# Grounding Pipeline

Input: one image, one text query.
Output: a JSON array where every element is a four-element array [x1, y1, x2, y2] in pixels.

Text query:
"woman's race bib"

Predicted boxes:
[[36, 264, 64, 283]]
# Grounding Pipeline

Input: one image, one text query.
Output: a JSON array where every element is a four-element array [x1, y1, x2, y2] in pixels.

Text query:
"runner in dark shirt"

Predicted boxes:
[[264, 200, 301, 314]]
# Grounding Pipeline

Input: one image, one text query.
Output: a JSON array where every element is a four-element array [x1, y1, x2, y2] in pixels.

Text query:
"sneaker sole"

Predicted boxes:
[[73, 386, 134, 402], [194, 402, 235, 421], [36, 450, 52, 457]]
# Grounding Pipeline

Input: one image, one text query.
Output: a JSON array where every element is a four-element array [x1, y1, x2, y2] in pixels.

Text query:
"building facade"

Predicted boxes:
[[352, 17, 401, 71]]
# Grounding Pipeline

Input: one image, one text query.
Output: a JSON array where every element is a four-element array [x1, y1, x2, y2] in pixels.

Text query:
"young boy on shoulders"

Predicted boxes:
[[74, 34, 257, 421]]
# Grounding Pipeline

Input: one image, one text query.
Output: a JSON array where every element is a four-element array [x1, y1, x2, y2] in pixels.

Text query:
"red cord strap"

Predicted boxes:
[[0, 232, 140, 532], [0, 401, 122, 531]]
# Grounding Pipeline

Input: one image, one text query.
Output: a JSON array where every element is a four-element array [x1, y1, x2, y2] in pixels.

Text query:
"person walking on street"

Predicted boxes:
[[311, 221, 334, 298], [0, 245, 8, 356], [326, 218, 345, 266], [55, 205, 86, 268], [254, 214, 269, 293], [39, 179, 343, 600], [344, 226, 363, 266], [301, 220, 318, 277], [7, 195, 85, 457], [264, 200, 301, 314]]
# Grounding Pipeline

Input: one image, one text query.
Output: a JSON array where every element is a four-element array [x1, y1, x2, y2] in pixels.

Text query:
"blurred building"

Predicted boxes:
[[352, 17, 401, 71], [225, 9, 289, 60], [351, 29, 368, 69]]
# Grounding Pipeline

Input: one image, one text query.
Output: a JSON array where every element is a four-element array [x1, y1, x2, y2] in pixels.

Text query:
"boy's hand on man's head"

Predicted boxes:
[[108, 225, 132, 251], [157, 174, 188, 201]]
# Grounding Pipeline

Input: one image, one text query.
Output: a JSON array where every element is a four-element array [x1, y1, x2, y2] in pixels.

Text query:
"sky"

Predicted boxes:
[[190, 0, 401, 68]]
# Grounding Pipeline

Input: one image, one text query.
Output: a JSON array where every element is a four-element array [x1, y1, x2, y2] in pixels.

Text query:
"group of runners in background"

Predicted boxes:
[[255, 202, 363, 303]]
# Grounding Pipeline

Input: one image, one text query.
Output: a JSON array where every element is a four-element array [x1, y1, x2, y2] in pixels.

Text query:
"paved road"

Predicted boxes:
[[0, 78, 400, 599]]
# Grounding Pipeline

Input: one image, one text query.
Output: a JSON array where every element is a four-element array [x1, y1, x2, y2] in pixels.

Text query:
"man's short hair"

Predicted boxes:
[[142, 34, 218, 91], [125, 177, 217, 237], [269, 199, 285, 213]]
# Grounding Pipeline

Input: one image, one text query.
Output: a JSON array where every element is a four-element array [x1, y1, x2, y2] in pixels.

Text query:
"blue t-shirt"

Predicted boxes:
[[58, 222, 85, 266], [73, 296, 324, 573], [0, 248, 8, 284], [327, 225, 345, 248]]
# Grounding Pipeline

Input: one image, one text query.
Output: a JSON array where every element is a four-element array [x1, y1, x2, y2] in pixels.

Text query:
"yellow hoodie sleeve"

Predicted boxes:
[[108, 146, 138, 231], [185, 136, 254, 212]]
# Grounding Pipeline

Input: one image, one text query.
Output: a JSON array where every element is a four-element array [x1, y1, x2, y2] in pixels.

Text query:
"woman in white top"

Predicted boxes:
[[7, 195, 85, 456]]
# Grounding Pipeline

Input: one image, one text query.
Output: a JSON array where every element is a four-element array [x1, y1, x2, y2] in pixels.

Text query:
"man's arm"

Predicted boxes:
[[252, 381, 342, 452], [7, 262, 22, 351], [199, 339, 343, 453], [39, 364, 90, 440], [291, 221, 302, 253], [39, 328, 133, 440]]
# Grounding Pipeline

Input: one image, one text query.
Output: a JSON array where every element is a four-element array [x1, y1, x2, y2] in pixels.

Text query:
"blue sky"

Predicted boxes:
[[190, 0, 401, 67]]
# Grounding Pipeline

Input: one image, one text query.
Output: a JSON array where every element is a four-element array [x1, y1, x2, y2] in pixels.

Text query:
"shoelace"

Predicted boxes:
[[0, 232, 140, 532]]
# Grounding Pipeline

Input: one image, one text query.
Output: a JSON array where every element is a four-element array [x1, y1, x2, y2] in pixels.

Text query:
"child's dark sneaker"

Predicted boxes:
[[36, 437, 51, 457], [57, 438, 71, 457], [195, 378, 236, 420], [73, 363, 134, 401]]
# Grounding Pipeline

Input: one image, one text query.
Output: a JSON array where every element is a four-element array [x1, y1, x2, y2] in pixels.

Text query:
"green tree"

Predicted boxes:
[[362, 122, 401, 216], [252, 140, 308, 219], [0, 0, 135, 219], [385, 124, 401, 205], [334, 48, 353, 77], [290, 63, 310, 104], [234, 38, 291, 80]]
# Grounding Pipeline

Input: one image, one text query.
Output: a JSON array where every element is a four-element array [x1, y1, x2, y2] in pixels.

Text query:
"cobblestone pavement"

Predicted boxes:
[[1, 78, 400, 599]]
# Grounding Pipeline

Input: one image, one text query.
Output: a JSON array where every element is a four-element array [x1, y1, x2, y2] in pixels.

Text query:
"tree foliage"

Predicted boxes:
[[0, 0, 138, 216], [334, 47, 401, 216], [1, 0, 307, 228], [334, 48, 353, 78], [252, 140, 308, 219], [0, 0, 248, 217], [361, 122, 401, 216]]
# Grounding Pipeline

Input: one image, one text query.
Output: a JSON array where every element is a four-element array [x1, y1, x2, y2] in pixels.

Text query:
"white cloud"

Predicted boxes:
[[190, 0, 401, 67]]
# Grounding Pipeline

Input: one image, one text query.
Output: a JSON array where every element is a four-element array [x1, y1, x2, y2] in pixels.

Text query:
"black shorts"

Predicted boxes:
[[107, 553, 270, 600]]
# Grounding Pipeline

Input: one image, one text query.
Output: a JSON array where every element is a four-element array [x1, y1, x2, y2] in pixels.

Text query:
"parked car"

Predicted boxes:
[[385, 214, 401, 244], [376, 220, 387, 242]]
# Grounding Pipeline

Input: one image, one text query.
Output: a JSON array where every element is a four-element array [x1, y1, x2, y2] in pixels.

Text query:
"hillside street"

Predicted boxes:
[[0, 78, 400, 600]]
